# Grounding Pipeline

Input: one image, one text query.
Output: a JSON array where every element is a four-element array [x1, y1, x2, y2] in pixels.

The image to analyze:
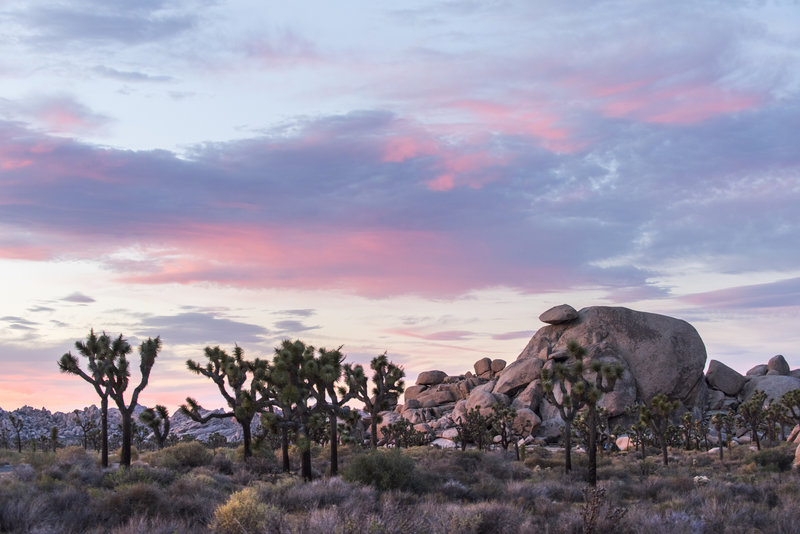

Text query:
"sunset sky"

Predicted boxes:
[[1, 1, 799, 414]]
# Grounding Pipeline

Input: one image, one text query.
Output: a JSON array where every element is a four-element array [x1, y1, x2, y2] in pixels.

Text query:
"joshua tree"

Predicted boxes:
[[343, 353, 405, 449], [9, 413, 24, 453], [266, 339, 318, 480], [640, 393, 679, 465], [139, 405, 170, 449], [738, 390, 767, 450], [72, 410, 98, 450], [50, 426, 58, 452], [104, 336, 161, 467], [541, 340, 623, 485], [306, 346, 352, 475], [490, 403, 532, 460], [182, 345, 271, 459], [58, 330, 124, 467], [455, 407, 492, 451], [763, 400, 788, 442]]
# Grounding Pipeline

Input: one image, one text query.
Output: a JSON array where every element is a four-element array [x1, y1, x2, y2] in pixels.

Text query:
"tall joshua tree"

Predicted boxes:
[[541, 340, 623, 485], [58, 330, 125, 467], [139, 405, 170, 449], [269, 339, 318, 480], [307, 346, 351, 475], [343, 353, 405, 449], [106, 336, 161, 467], [181, 345, 270, 459]]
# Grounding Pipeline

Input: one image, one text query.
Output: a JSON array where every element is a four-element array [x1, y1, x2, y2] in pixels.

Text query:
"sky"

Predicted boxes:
[[1, 0, 799, 414]]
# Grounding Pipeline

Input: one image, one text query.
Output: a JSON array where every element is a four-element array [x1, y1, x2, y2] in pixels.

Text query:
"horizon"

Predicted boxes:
[[1, 1, 799, 413]]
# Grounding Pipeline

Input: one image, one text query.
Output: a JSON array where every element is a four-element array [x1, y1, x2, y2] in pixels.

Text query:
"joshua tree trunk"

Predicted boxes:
[[564, 420, 573, 473], [100, 398, 109, 468], [370, 410, 379, 449], [329, 413, 339, 475], [120, 410, 132, 467], [300, 427, 313, 481], [587, 405, 598, 486], [240, 418, 252, 459], [281, 427, 290, 472]]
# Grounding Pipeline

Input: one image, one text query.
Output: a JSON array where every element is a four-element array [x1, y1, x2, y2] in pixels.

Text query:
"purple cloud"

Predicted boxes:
[[61, 292, 95, 304]]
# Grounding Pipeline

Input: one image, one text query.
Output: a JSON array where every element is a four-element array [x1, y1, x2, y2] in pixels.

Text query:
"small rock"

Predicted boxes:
[[431, 438, 458, 449]]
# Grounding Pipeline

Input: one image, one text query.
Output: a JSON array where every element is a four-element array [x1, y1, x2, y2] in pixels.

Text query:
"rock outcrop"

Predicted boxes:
[[390, 305, 716, 448], [518, 306, 707, 409]]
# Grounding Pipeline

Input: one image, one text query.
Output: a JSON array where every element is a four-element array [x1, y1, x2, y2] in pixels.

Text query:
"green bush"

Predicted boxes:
[[212, 486, 286, 534], [145, 441, 213, 470], [751, 447, 795, 472], [342, 449, 426, 492]]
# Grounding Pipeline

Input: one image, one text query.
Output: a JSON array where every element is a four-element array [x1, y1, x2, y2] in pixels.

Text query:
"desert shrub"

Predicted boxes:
[[279, 476, 377, 512], [212, 486, 287, 534], [211, 452, 234, 475], [167, 473, 228, 524], [13, 463, 36, 482], [102, 482, 168, 524], [21, 451, 56, 471], [523, 446, 560, 469], [342, 449, 427, 492], [104, 515, 209, 534], [106, 463, 177, 488], [750, 447, 794, 472], [448, 501, 526, 533], [144, 441, 212, 470]]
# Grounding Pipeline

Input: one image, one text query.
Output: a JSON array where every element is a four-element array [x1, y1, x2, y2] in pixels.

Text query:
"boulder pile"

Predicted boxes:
[[380, 304, 799, 449], [385, 304, 717, 447]]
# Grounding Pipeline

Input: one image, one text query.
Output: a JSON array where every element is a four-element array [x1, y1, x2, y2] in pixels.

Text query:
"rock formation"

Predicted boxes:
[[384, 305, 716, 448]]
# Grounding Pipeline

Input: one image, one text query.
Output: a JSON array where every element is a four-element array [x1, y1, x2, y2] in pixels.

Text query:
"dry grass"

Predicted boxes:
[[0, 441, 797, 533]]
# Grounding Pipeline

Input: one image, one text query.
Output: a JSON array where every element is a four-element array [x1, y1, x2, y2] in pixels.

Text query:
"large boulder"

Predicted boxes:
[[539, 304, 578, 324], [404, 385, 427, 401], [746, 364, 768, 377], [417, 370, 448, 385], [706, 360, 747, 396], [465, 389, 497, 417], [768, 355, 791, 376], [514, 408, 541, 435], [493, 358, 544, 396], [517, 306, 707, 408], [741, 375, 800, 404], [491, 359, 507, 373], [474, 358, 492, 376]]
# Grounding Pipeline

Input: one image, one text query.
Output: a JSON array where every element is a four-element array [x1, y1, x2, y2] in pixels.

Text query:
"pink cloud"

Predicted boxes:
[[114, 223, 498, 297], [597, 81, 760, 125], [24, 96, 110, 135], [449, 99, 577, 152]]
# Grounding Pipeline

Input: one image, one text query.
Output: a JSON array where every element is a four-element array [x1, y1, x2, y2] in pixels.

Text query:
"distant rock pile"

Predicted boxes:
[[705, 354, 800, 410], [0, 405, 249, 448]]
